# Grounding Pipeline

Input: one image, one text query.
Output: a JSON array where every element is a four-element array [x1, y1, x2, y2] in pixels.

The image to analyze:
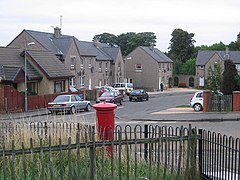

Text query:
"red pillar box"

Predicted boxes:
[[203, 91, 212, 112], [233, 91, 240, 112], [93, 102, 117, 153]]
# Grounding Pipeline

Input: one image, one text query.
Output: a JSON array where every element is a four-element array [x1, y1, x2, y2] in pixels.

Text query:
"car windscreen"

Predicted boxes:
[[127, 83, 133, 88], [101, 92, 114, 97], [130, 90, 141, 95], [53, 96, 70, 102]]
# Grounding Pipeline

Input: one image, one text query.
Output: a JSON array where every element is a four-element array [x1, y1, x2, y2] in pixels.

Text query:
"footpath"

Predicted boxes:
[[1, 88, 240, 122]]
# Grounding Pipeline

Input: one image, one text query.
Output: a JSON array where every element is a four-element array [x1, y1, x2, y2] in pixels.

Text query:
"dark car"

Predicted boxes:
[[129, 89, 149, 102], [96, 91, 123, 105], [47, 94, 91, 114]]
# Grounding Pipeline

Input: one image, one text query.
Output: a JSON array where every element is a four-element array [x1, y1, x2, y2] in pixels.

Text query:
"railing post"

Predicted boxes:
[[198, 129, 203, 178], [89, 126, 96, 180], [144, 125, 148, 161]]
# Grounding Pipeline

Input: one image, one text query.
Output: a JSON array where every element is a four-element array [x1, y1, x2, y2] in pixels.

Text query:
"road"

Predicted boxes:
[[21, 90, 240, 138]]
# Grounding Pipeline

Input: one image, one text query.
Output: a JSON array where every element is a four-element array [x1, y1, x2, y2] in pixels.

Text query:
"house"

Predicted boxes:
[[0, 47, 73, 95], [8, 28, 124, 90], [74, 39, 124, 89], [125, 46, 173, 91], [196, 50, 240, 87]]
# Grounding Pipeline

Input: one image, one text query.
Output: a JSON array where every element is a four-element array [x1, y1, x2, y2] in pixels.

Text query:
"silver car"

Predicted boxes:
[[47, 94, 91, 114]]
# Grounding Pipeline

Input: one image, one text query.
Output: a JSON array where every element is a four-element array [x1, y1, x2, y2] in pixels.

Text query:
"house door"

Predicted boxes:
[[159, 77, 162, 90], [199, 77, 204, 86]]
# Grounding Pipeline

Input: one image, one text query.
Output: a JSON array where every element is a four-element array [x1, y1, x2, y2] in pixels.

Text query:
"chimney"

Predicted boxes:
[[150, 42, 154, 51], [237, 32, 240, 41], [54, 27, 61, 38], [225, 47, 230, 60], [93, 38, 99, 48]]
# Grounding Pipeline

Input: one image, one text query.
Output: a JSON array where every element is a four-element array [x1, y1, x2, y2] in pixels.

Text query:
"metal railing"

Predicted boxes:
[[1, 121, 239, 179], [0, 122, 200, 180]]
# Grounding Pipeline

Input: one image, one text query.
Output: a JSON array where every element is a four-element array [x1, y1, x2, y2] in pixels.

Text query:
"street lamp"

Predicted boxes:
[[24, 42, 35, 112], [124, 57, 132, 83]]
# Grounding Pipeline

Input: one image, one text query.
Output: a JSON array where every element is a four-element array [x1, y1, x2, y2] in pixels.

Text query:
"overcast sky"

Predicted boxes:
[[1, 0, 240, 52]]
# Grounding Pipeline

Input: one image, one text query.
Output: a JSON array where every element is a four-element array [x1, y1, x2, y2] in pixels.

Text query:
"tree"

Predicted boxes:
[[173, 58, 196, 75], [206, 62, 223, 93], [93, 32, 156, 56], [168, 28, 196, 62], [228, 41, 240, 51], [93, 33, 118, 46], [221, 59, 238, 95]]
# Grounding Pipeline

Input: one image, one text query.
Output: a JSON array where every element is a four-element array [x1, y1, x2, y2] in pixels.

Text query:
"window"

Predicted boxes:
[[99, 62, 102, 72], [135, 64, 142, 72], [80, 57, 84, 69], [27, 82, 38, 95], [105, 62, 108, 72], [200, 66, 204, 70], [54, 80, 65, 93], [236, 64, 240, 74], [70, 77, 76, 87], [70, 56, 76, 70], [80, 76, 85, 87]]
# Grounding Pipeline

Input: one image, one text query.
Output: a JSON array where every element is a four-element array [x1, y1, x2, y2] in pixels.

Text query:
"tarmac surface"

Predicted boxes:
[[1, 87, 240, 122]]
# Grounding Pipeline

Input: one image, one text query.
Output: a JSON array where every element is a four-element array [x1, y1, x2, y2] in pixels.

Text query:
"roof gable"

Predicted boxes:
[[140, 46, 173, 63], [25, 30, 74, 57], [196, 50, 240, 65], [0, 47, 42, 80], [27, 50, 74, 79], [75, 40, 113, 61]]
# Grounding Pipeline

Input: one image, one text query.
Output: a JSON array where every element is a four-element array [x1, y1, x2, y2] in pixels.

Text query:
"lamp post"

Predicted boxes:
[[124, 57, 132, 83], [24, 42, 35, 112]]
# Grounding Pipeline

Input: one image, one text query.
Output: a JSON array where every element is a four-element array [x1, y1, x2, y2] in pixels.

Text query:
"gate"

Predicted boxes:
[[208, 94, 232, 112], [199, 129, 240, 180]]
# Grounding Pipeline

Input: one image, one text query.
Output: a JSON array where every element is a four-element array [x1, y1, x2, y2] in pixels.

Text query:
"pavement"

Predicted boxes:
[[1, 87, 240, 122]]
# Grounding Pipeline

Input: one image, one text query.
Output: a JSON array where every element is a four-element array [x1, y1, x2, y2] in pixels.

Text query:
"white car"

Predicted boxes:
[[190, 91, 223, 112], [190, 91, 203, 112]]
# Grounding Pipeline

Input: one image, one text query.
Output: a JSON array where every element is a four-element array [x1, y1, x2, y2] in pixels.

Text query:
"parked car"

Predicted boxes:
[[112, 83, 133, 95], [190, 91, 203, 112], [190, 91, 223, 112], [96, 91, 123, 105], [129, 89, 149, 102], [47, 94, 91, 114]]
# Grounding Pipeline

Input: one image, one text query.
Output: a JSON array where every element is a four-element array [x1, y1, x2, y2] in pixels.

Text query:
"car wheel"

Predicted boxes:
[[193, 103, 202, 112], [85, 104, 91, 111], [70, 106, 76, 114], [146, 96, 149, 101]]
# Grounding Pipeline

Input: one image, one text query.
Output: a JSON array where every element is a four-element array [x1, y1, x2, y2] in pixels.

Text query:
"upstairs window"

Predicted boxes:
[[99, 62, 102, 72], [135, 64, 142, 72], [70, 56, 76, 70]]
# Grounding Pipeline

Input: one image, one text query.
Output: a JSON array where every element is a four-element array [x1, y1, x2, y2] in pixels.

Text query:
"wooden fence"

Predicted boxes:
[[0, 85, 89, 113], [0, 122, 200, 180]]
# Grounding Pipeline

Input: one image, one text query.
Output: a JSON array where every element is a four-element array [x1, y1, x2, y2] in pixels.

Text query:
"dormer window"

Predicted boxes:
[[200, 66, 204, 70]]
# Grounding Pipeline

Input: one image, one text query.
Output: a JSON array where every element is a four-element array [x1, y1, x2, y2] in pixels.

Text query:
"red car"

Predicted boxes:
[[96, 91, 123, 105]]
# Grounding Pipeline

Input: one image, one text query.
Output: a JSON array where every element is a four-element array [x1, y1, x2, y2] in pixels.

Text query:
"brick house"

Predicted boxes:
[[125, 46, 173, 91], [0, 47, 73, 95], [8, 28, 124, 90], [196, 50, 240, 87]]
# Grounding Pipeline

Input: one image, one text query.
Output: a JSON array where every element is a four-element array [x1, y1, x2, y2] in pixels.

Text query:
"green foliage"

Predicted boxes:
[[173, 58, 196, 75], [206, 62, 223, 93], [196, 42, 226, 51], [93, 32, 156, 56], [221, 59, 238, 95], [93, 33, 118, 46], [228, 40, 240, 50], [168, 28, 196, 63]]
